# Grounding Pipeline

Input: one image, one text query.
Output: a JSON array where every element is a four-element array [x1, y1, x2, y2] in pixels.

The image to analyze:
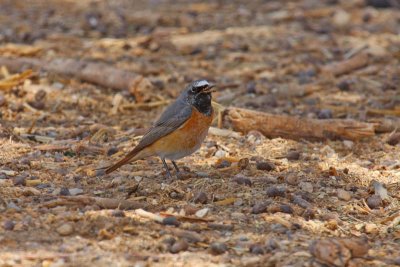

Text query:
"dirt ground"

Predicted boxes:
[[0, 0, 399, 266]]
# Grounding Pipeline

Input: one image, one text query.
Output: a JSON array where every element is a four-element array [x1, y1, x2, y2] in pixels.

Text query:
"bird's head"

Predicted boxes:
[[185, 79, 215, 116]]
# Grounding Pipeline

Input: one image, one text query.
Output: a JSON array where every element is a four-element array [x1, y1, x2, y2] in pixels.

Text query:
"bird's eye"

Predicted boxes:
[[191, 85, 207, 93], [191, 80, 209, 93]]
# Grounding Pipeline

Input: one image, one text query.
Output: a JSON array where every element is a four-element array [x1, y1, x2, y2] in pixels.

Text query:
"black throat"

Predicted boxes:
[[192, 93, 213, 116]]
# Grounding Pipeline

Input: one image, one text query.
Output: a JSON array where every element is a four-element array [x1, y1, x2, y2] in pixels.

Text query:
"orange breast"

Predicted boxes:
[[147, 107, 214, 160]]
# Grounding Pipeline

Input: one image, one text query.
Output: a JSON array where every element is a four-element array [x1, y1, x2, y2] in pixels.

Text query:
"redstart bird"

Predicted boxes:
[[105, 80, 215, 178]]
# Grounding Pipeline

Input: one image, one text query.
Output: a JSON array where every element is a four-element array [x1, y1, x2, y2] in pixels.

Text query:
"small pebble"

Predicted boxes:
[[246, 81, 257, 94], [170, 240, 188, 253], [52, 82, 64, 89], [214, 150, 226, 158], [303, 208, 316, 220], [270, 223, 288, 234], [162, 216, 180, 226], [183, 205, 198, 216], [215, 159, 231, 168], [34, 89, 47, 101], [365, 223, 378, 234], [279, 204, 294, 214], [285, 174, 299, 186], [332, 9, 350, 27], [12, 176, 26, 186], [28, 100, 45, 110], [337, 80, 351, 91], [299, 182, 313, 193], [293, 196, 312, 209], [56, 223, 74, 236], [69, 188, 84, 196], [251, 202, 269, 214], [268, 204, 282, 213], [256, 161, 275, 171], [151, 79, 165, 90], [367, 195, 382, 209], [107, 146, 119, 156], [232, 176, 252, 186], [20, 158, 31, 166], [317, 109, 333, 119], [265, 239, 279, 251], [193, 192, 208, 204], [238, 235, 249, 241], [266, 186, 286, 197], [337, 189, 352, 201], [95, 169, 106, 177], [297, 191, 314, 202], [7, 201, 21, 210], [387, 133, 400, 146], [111, 210, 125, 217], [207, 223, 234, 231], [3, 220, 15, 231], [59, 187, 70, 196], [249, 244, 266, 255], [162, 236, 176, 246], [286, 151, 300, 160], [234, 198, 243, 206], [195, 208, 209, 218], [209, 242, 228, 255], [260, 176, 277, 184]]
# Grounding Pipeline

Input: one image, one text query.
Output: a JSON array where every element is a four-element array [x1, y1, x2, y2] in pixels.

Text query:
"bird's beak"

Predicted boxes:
[[203, 83, 216, 93]]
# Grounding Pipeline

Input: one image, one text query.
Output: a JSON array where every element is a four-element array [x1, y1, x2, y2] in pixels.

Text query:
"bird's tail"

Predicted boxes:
[[105, 148, 140, 174]]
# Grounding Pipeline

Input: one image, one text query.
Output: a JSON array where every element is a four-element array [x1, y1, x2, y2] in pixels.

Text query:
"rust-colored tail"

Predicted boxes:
[[105, 148, 140, 174]]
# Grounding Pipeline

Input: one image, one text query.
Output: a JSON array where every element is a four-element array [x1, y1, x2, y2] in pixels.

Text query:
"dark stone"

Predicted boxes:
[[232, 176, 252, 186], [3, 220, 15, 231], [209, 242, 228, 255], [111, 210, 125, 217], [286, 151, 300, 160], [59, 187, 70, 196], [256, 161, 275, 171], [193, 191, 208, 204], [215, 160, 231, 168], [12, 175, 26, 186], [317, 109, 333, 119], [170, 240, 188, 253], [162, 216, 180, 227], [107, 146, 119, 156], [251, 202, 269, 214], [266, 186, 286, 197], [250, 244, 267, 255]]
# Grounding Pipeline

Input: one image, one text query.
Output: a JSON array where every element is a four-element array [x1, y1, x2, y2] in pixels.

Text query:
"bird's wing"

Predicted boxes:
[[135, 103, 192, 152], [105, 102, 192, 174]]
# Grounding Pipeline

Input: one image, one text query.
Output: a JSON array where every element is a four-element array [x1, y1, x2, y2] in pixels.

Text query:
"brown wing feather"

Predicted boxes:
[[105, 103, 192, 174]]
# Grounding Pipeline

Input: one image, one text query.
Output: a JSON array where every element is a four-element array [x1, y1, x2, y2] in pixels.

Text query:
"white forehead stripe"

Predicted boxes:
[[195, 80, 209, 87]]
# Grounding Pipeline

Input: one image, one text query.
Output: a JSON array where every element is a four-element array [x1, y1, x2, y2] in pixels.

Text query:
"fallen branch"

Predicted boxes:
[[0, 56, 138, 90], [135, 208, 164, 222], [321, 53, 369, 76], [225, 107, 375, 141], [0, 69, 34, 91], [42, 196, 148, 210]]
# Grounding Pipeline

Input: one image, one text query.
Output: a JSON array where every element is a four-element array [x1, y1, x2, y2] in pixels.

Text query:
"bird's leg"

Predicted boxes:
[[161, 158, 173, 179], [171, 161, 180, 173]]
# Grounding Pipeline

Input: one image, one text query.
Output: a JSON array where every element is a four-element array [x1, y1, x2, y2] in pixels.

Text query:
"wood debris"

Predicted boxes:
[[225, 107, 375, 141]]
